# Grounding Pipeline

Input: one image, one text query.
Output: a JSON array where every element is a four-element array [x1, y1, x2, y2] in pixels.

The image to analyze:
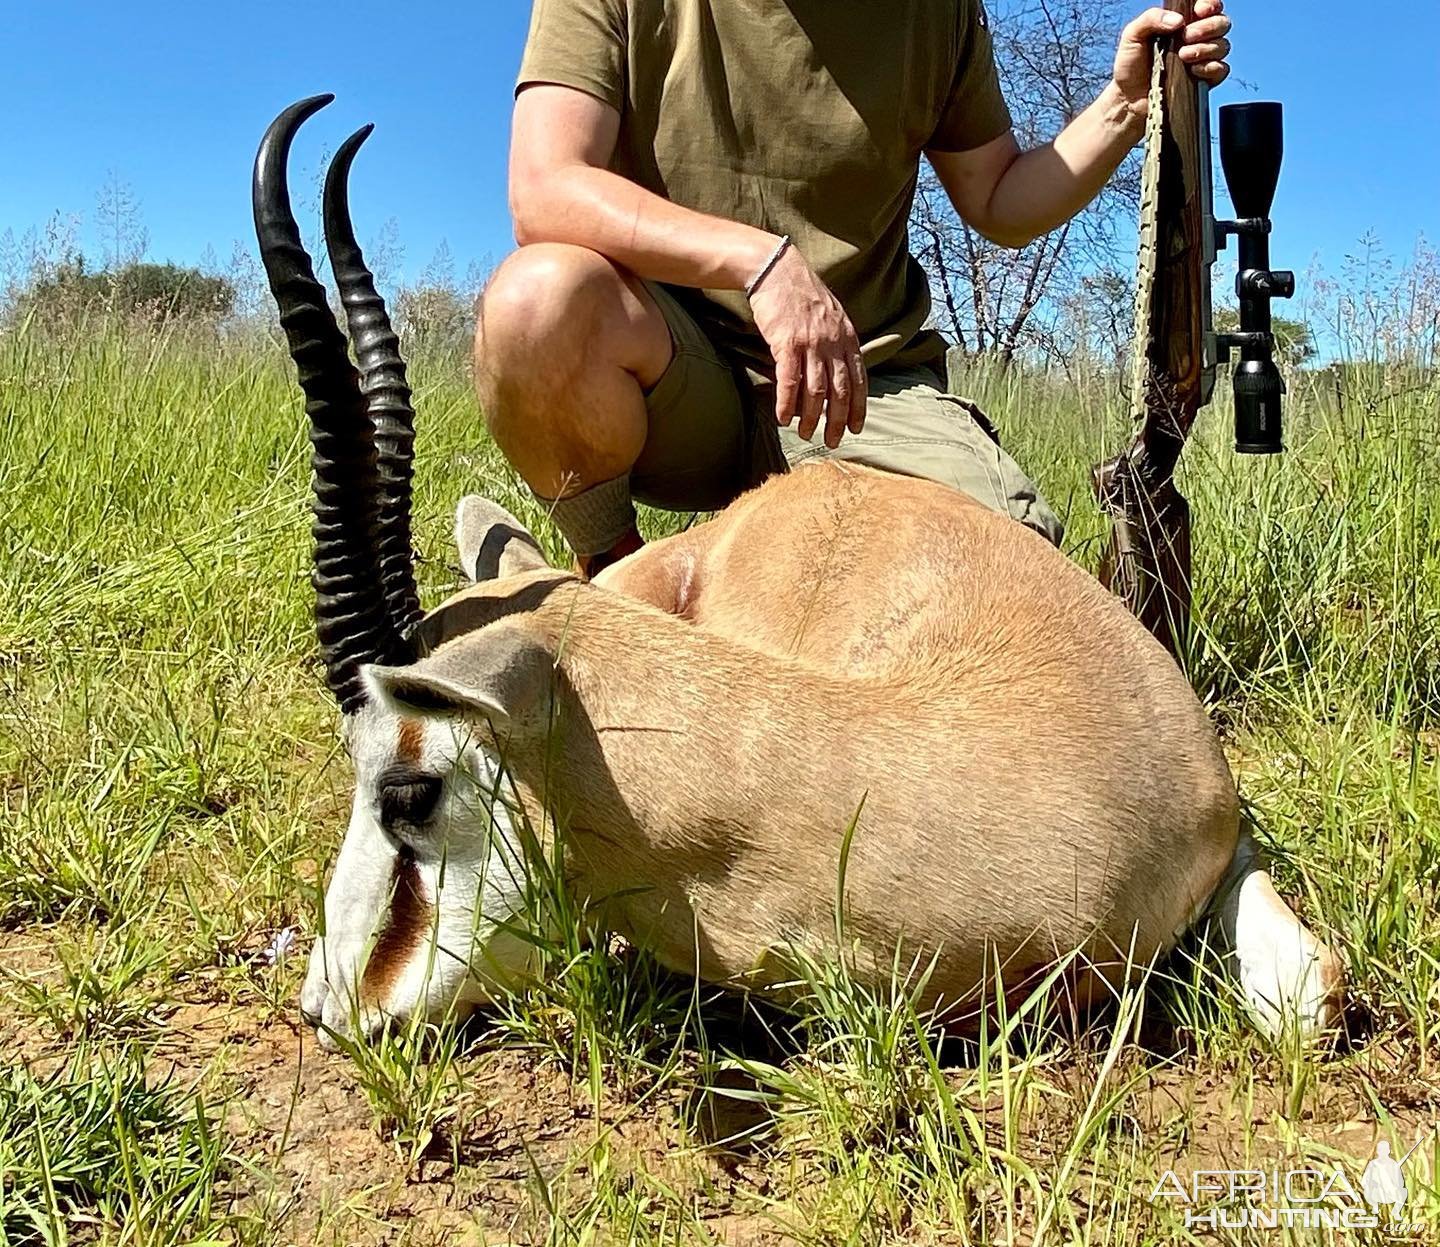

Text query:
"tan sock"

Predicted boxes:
[[536, 475, 637, 559]]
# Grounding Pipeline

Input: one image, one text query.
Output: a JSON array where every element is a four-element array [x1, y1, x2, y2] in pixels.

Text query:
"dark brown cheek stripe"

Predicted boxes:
[[361, 849, 432, 1002]]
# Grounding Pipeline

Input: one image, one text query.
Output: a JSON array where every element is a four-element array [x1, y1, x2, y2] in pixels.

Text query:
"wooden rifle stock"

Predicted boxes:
[[1093, 0, 1214, 659]]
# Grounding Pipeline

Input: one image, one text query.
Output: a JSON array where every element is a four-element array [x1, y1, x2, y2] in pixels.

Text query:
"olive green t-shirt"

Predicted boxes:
[[518, 0, 1011, 373]]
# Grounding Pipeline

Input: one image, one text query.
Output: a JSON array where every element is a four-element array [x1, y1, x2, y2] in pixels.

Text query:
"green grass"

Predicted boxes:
[[1, 309, 1437, 1244], [1, 1045, 231, 1246]]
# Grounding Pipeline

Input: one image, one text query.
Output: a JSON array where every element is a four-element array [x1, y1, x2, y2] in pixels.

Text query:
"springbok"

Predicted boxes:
[[254, 97, 1343, 1050]]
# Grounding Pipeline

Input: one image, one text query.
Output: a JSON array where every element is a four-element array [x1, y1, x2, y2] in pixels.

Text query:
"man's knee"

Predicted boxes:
[[475, 243, 624, 382]]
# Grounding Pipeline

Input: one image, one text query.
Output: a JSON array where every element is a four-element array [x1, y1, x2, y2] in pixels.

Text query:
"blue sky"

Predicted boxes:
[[2, 2, 1436, 291]]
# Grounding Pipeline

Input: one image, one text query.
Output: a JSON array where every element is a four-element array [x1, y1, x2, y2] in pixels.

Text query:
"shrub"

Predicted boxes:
[[13, 257, 235, 327]]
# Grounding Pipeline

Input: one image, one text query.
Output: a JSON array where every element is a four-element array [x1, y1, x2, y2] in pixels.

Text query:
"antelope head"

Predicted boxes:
[[254, 97, 554, 1046]]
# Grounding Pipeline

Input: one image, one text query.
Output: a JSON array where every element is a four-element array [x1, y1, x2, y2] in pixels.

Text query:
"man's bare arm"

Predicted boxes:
[[929, 2, 1232, 249], [927, 82, 1142, 249], [510, 84, 867, 446], [511, 84, 776, 288]]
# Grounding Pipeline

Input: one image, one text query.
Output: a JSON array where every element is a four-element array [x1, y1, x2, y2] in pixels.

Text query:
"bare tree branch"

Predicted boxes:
[[911, 0, 1138, 367]]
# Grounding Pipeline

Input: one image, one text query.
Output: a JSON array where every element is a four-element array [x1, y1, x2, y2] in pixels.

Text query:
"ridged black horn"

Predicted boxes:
[[323, 125, 423, 639], [252, 95, 410, 713]]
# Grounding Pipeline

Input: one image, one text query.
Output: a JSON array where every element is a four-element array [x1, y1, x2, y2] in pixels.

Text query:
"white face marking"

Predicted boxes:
[[300, 702, 540, 1047]]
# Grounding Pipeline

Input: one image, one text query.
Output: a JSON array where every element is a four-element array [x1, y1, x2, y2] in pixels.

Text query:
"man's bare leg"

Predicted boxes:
[[474, 243, 674, 576]]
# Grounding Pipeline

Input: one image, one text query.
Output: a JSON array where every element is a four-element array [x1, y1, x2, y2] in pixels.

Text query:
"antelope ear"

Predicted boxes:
[[455, 495, 549, 583], [366, 626, 552, 729]]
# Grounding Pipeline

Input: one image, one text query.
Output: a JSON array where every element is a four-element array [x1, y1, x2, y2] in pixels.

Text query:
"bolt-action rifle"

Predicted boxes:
[[1093, 0, 1294, 658]]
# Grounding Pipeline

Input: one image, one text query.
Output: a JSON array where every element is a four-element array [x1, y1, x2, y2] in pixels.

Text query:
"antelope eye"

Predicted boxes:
[[378, 769, 443, 830]]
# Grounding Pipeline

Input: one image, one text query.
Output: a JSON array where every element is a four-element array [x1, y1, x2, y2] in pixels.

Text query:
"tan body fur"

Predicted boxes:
[[419, 462, 1239, 1014]]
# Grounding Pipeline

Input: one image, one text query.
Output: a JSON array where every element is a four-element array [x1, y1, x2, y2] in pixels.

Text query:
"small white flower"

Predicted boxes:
[[262, 926, 299, 965]]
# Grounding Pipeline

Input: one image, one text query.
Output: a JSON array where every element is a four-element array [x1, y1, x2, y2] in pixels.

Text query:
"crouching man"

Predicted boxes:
[[476, 0, 1232, 575]]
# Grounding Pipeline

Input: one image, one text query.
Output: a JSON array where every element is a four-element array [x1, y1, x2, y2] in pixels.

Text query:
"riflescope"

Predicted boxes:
[[1214, 101, 1294, 454]]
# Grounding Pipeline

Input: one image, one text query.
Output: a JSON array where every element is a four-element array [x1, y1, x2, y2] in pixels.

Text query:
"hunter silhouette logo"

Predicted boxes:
[[1362, 1137, 1423, 1213]]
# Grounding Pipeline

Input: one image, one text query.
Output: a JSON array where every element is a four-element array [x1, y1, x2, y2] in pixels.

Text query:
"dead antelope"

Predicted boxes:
[[253, 97, 1343, 1050]]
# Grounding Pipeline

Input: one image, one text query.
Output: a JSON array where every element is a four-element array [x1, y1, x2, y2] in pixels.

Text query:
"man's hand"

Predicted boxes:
[[1114, 1, 1232, 123], [748, 244, 867, 448]]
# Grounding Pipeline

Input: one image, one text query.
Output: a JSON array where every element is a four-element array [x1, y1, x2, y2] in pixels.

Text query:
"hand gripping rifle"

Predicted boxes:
[[1092, 0, 1294, 659]]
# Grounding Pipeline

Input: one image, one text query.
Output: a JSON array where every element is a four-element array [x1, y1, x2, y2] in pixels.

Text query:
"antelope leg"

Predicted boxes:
[[1208, 829, 1345, 1040]]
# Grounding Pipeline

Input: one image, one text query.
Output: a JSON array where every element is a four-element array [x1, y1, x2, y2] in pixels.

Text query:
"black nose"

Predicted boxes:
[[378, 769, 443, 829]]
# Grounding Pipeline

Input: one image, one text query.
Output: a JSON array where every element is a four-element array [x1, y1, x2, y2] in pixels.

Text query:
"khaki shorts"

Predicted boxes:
[[631, 283, 1064, 547]]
